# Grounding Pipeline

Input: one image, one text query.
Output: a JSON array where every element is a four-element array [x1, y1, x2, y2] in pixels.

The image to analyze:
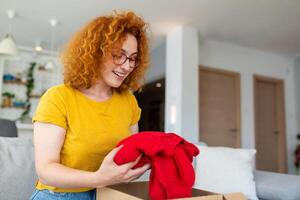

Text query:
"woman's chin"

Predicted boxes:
[[109, 81, 123, 88], [104, 76, 125, 88]]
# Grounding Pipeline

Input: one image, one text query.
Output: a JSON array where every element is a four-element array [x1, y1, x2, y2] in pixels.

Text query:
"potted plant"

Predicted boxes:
[[2, 92, 15, 107], [19, 62, 36, 123]]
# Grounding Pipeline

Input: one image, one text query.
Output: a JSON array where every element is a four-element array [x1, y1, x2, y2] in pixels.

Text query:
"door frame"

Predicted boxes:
[[199, 66, 241, 147], [253, 74, 287, 173]]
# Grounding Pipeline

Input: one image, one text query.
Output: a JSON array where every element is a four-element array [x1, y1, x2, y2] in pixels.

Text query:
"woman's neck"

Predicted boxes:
[[80, 82, 113, 102]]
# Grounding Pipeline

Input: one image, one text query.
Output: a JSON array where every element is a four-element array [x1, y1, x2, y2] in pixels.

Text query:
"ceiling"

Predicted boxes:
[[0, 0, 299, 57]]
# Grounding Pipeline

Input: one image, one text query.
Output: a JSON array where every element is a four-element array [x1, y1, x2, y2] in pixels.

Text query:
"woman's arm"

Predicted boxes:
[[34, 122, 97, 188], [34, 122, 149, 189], [130, 123, 139, 134]]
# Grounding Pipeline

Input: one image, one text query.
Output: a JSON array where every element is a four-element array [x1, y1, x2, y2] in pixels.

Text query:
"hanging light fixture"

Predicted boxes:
[[0, 10, 19, 56], [34, 40, 43, 52], [45, 19, 58, 70]]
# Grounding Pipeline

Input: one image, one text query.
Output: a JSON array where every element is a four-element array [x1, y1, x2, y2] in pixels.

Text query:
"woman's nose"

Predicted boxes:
[[120, 59, 131, 71]]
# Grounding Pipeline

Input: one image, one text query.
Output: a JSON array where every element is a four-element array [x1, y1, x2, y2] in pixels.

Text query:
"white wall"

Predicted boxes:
[[164, 26, 199, 143], [198, 39, 298, 174], [145, 42, 166, 83], [294, 57, 300, 134]]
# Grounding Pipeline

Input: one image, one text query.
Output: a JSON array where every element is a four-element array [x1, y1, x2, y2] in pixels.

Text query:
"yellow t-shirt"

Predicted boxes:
[[32, 84, 141, 192]]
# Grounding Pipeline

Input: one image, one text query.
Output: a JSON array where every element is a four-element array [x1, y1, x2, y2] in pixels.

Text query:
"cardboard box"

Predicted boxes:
[[96, 181, 247, 200]]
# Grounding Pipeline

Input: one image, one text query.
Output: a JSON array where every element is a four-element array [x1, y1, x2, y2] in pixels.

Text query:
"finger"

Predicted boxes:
[[124, 170, 147, 183], [143, 163, 151, 170], [125, 163, 151, 179], [135, 163, 151, 172], [124, 174, 138, 183], [104, 145, 124, 161], [125, 176, 138, 183], [118, 154, 143, 170], [133, 154, 143, 165], [129, 170, 147, 182]]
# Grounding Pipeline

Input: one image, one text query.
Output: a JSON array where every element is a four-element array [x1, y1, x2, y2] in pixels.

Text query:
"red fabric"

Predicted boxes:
[[113, 131, 200, 200]]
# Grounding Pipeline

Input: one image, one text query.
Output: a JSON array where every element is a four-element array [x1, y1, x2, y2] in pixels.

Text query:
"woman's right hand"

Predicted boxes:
[[93, 145, 151, 187]]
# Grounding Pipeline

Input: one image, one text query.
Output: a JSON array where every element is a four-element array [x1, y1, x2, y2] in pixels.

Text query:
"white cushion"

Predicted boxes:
[[194, 146, 258, 200]]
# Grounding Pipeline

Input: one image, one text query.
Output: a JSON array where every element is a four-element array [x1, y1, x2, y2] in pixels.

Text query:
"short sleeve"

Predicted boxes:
[[129, 92, 142, 126], [32, 87, 68, 129]]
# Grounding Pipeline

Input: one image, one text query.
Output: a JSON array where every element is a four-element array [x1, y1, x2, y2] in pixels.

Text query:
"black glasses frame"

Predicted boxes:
[[111, 53, 139, 68]]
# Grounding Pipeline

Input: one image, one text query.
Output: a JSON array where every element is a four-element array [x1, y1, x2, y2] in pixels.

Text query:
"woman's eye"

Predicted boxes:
[[129, 56, 137, 60], [114, 54, 123, 59]]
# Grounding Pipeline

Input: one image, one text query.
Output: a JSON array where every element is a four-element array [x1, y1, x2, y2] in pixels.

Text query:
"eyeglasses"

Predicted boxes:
[[111, 52, 139, 68]]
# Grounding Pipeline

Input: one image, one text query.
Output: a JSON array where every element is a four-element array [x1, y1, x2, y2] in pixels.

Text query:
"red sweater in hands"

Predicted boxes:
[[113, 131, 200, 200]]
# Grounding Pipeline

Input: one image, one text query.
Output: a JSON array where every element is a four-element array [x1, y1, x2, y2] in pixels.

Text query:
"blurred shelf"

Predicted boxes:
[[29, 94, 41, 98], [3, 80, 26, 85], [1, 105, 27, 109]]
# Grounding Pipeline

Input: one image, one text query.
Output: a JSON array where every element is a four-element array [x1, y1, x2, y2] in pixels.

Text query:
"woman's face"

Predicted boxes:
[[100, 33, 138, 88]]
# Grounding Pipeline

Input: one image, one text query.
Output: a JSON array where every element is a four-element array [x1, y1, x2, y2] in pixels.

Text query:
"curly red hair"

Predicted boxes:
[[61, 11, 150, 92]]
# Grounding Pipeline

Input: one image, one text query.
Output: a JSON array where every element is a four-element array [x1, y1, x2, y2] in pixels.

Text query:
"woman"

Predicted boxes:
[[30, 11, 151, 200]]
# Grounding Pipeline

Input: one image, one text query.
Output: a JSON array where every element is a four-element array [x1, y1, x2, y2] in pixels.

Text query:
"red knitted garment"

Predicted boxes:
[[113, 131, 200, 200]]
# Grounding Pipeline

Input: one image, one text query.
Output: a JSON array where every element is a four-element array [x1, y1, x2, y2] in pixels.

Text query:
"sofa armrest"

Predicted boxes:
[[0, 137, 37, 200], [254, 170, 300, 200]]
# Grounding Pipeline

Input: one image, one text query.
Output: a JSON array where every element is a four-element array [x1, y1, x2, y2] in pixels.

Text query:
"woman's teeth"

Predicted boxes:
[[113, 71, 125, 78]]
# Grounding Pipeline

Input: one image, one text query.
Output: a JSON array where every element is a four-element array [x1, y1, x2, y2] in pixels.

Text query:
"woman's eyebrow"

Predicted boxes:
[[121, 49, 138, 56]]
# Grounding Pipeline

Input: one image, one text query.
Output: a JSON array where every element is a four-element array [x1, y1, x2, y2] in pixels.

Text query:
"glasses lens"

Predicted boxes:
[[112, 52, 139, 68], [113, 54, 126, 65], [129, 58, 139, 68]]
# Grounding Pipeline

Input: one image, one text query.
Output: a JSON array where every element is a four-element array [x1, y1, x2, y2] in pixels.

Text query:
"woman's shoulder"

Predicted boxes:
[[115, 90, 139, 109], [42, 84, 74, 100], [116, 90, 136, 100]]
